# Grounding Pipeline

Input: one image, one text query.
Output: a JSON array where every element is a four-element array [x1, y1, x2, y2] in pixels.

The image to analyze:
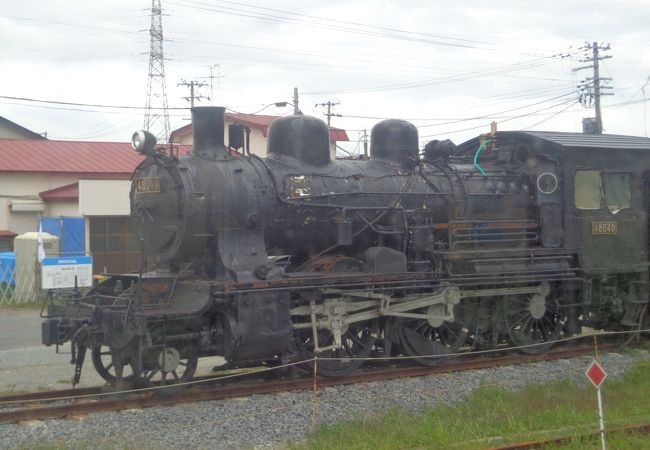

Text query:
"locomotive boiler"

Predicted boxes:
[[42, 106, 650, 386]]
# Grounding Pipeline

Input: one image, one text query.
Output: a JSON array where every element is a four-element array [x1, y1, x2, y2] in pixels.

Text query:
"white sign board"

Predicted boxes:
[[42, 256, 93, 289]]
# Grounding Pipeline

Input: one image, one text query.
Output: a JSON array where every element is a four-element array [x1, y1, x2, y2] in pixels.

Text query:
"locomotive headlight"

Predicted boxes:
[[131, 130, 157, 155]]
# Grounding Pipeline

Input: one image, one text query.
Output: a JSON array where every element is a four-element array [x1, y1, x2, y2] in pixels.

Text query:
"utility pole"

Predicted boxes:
[[208, 64, 222, 104], [574, 41, 613, 134], [198, 64, 222, 105], [641, 75, 650, 137], [293, 87, 300, 114], [362, 129, 368, 159], [315, 100, 342, 127], [178, 80, 209, 108], [143, 0, 170, 142]]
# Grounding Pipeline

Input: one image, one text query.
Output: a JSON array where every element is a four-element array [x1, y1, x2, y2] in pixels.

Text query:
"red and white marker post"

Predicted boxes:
[[585, 360, 608, 450]]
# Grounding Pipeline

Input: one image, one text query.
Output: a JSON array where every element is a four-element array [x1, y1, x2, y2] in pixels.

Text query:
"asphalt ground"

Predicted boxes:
[[0, 308, 224, 393], [0, 309, 43, 351]]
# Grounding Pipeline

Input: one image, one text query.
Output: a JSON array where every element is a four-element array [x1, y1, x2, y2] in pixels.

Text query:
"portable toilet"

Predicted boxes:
[[14, 232, 59, 303]]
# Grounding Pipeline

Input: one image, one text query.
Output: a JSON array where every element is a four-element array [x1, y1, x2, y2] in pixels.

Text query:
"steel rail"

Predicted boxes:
[[0, 343, 620, 425], [0, 387, 101, 403], [487, 422, 650, 449]]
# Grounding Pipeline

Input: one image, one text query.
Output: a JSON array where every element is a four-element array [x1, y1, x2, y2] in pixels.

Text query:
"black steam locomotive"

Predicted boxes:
[[43, 106, 650, 386]]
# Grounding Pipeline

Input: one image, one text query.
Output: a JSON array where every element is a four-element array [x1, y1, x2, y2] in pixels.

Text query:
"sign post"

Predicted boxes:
[[585, 360, 608, 450]]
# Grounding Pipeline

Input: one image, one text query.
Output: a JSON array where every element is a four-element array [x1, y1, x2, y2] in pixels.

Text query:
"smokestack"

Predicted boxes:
[[192, 106, 227, 159]]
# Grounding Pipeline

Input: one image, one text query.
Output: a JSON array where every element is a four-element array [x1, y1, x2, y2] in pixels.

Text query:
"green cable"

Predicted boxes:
[[473, 139, 492, 176]]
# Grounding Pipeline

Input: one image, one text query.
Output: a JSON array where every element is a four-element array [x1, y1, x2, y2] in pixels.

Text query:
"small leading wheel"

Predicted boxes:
[[132, 325, 199, 388], [132, 346, 198, 388], [295, 320, 379, 377], [396, 304, 467, 366], [91, 345, 135, 385], [503, 288, 568, 354]]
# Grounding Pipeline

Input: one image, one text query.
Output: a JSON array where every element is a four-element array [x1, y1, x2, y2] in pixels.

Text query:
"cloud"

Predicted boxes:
[[0, 0, 648, 147]]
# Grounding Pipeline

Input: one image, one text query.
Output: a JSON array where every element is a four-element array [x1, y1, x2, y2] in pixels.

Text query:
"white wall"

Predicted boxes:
[[246, 128, 268, 157], [0, 173, 77, 197], [8, 212, 39, 236], [0, 173, 78, 234], [47, 202, 79, 217], [174, 131, 192, 145], [0, 198, 9, 230], [79, 179, 131, 216]]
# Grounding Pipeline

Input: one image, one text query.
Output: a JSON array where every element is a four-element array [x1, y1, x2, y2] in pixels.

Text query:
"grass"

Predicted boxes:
[[290, 360, 650, 450]]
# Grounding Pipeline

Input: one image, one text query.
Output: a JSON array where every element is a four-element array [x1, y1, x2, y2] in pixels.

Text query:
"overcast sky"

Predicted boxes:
[[1, 0, 649, 154]]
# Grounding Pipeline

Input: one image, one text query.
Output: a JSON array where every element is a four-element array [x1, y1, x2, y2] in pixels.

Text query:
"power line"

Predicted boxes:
[[168, 51, 573, 84], [420, 99, 580, 139], [164, 42, 574, 85], [0, 99, 191, 117], [303, 58, 564, 95], [55, 118, 142, 140], [167, 0, 489, 51], [0, 95, 187, 110], [340, 91, 577, 125], [521, 101, 580, 130], [168, 0, 568, 57], [0, 14, 144, 35]]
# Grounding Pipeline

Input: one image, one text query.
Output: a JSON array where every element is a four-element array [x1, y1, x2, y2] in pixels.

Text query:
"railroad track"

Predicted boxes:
[[488, 422, 650, 449], [0, 342, 620, 424]]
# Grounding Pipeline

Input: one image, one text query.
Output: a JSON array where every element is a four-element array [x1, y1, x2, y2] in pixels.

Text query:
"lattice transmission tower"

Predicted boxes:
[[143, 0, 170, 142]]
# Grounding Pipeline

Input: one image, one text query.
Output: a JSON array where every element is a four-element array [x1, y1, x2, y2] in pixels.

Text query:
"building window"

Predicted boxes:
[[89, 217, 140, 274]]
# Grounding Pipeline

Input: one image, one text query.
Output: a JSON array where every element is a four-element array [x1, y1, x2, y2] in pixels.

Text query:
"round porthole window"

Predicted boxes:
[[536, 172, 558, 195]]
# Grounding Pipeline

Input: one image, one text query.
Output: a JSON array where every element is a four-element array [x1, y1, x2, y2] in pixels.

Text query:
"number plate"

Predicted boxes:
[[591, 221, 617, 235], [135, 177, 161, 193]]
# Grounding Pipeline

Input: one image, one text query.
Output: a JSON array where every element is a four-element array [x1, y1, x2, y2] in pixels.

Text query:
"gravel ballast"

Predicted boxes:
[[1, 348, 649, 450]]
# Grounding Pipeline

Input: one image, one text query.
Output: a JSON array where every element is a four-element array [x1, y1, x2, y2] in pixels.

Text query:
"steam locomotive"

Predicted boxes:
[[42, 106, 650, 386]]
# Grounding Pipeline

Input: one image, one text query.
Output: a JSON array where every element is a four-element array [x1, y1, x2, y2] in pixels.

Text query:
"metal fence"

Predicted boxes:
[[0, 263, 40, 305]]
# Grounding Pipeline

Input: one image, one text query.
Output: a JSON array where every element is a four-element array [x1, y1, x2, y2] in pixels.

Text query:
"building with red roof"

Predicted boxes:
[[0, 136, 188, 272], [0, 139, 143, 233]]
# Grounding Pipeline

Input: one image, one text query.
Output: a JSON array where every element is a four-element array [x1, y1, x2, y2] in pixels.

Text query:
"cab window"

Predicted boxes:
[[574, 170, 601, 209], [574, 170, 631, 211], [604, 173, 630, 211]]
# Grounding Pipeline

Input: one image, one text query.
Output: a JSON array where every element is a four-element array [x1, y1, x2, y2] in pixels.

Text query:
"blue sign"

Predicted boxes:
[[42, 256, 92, 266]]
